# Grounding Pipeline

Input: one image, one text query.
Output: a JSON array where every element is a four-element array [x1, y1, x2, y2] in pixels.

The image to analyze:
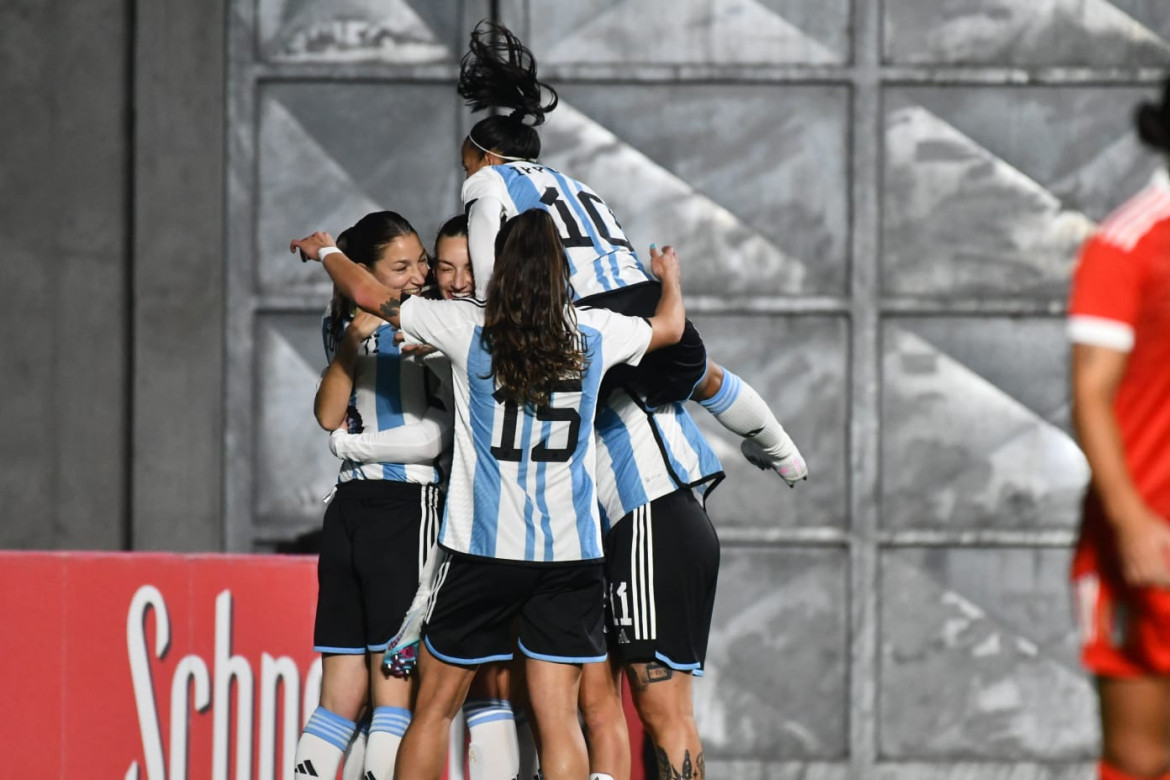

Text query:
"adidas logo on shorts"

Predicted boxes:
[[618, 629, 630, 645]]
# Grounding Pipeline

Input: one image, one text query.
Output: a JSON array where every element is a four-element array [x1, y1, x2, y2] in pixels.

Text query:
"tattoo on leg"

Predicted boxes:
[[633, 661, 674, 691], [655, 748, 702, 780]]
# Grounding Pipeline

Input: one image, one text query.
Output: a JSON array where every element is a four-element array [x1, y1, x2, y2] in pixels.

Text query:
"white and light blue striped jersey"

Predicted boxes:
[[594, 390, 724, 532], [462, 162, 653, 302], [322, 314, 445, 486], [399, 297, 652, 563]]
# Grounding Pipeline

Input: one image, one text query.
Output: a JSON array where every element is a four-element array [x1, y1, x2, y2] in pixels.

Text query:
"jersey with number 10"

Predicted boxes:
[[398, 297, 652, 564], [462, 162, 653, 301]]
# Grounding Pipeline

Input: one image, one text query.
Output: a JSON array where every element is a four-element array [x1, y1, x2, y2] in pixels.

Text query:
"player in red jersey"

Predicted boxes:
[[1070, 79, 1170, 780]]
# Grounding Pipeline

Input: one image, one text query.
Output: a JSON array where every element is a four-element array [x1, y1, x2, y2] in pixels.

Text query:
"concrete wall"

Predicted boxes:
[[0, 0, 224, 551]]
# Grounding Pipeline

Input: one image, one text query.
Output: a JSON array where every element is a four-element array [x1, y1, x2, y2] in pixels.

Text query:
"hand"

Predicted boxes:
[[742, 436, 808, 488], [1114, 508, 1170, 588], [649, 244, 680, 285], [345, 310, 382, 342], [289, 231, 337, 262], [401, 343, 439, 359]]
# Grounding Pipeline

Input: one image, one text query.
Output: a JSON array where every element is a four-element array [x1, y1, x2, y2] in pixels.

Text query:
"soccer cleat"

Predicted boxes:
[[381, 545, 444, 678], [741, 437, 808, 487]]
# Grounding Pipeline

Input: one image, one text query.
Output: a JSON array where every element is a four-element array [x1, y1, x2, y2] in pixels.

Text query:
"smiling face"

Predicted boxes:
[[370, 233, 429, 300], [434, 234, 474, 299]]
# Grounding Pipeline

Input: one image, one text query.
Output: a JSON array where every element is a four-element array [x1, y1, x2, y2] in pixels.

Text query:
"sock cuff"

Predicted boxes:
[[698, 370, 742, 414], [463, 698, 516, 729], [462, 697, 512, 713], [370, 706, 412, 737], [304, 707, 357, 750]]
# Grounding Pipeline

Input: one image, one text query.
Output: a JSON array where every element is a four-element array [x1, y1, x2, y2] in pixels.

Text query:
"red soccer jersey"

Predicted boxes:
[[1070, 168, 1170, 548]]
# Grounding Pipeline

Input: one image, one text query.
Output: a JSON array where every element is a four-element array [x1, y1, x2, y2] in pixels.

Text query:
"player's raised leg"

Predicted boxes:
[[693, 360, 807, 485]]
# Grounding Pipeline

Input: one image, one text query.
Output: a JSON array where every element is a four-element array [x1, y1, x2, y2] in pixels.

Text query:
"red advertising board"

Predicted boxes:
[[0, 552, 649, 780], [0, 552, 320, 780]]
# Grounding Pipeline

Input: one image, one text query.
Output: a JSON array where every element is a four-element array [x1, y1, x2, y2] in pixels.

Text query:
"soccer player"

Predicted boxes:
[[455, 22, 807, 487], [293, 211, 447, 780], [291, 208, 687, 780], [1069, 79, 1170, 780]]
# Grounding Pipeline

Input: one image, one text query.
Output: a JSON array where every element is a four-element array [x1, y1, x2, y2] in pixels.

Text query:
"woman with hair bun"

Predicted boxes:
[[456, 21, 808, 490], [1069, 78, 1170, 780]]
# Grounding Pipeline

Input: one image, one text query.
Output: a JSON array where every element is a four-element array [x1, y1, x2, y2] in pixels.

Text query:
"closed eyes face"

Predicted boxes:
[[371, 234, 429, 300], [435, 235, 474, 299]]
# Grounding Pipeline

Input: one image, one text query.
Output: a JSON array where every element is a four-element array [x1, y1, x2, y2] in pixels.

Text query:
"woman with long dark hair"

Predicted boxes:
[[1069, 79, 1170, 780], [455, 21, 807, 490], [291, 208, 687, 780], [296, 211, 447, 780]]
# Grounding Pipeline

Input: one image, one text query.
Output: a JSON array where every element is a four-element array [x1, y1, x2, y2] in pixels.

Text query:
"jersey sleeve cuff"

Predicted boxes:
[[1068, 315, 1135, 352]]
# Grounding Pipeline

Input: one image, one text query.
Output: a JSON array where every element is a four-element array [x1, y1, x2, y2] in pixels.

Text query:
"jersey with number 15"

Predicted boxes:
[[463, 162, 653, 301], [398, 296, 653, 564]]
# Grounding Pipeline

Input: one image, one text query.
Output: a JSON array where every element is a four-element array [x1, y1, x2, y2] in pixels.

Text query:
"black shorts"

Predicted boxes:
[[604, 489, 720, 673], [422, 553, 606, 666], [580, 281, 708, 407], [313, 480, 442, 654]]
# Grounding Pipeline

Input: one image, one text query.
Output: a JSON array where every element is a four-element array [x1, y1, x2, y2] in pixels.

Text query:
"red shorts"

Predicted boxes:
[[1074, 569, 1170, 678]]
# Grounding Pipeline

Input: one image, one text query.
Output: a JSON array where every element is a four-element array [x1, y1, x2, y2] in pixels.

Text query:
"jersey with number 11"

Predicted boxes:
[[398, 297, 653, 564], [463, 162, 653, 301]]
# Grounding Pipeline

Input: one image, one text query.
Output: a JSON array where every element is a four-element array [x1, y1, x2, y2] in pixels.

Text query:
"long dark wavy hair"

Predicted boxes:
[[326, 211, 417, 348], [482, 210, 583, 407], [458, 21, 558, 161]]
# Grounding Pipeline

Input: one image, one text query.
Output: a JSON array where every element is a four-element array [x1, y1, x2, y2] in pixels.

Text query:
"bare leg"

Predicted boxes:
[[578, 659, 631, 780], [393, 643, 477, 780], [1098, 675, 1170, 778], [319, 654, 371, 720], [525, 657, 588, 780], [626, 662, 703, 780]]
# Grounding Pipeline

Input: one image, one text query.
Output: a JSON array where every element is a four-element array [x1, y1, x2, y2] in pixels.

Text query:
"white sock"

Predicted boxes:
[[590, 775, 616, 780], [699, 369, 806, 480], [341, 715, 370, 780], [364, 706, 411, 780], [514, 708, 541, 780], [463, 698, 520, 780], [294, 707, 357, 779]]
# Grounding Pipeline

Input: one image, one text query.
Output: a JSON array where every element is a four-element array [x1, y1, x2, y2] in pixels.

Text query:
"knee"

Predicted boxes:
[[632, 696, 692, 742], [1103, 736, 1170, 778], [691, 361, 722, 402], [580, 696, 624, 735]]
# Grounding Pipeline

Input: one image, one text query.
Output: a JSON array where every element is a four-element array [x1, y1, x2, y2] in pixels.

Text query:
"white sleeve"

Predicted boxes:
[[462, 168, 509, 300], [583, 308, 653, 372], [399, 297, 457, 350], [328, 404, 452, 464]]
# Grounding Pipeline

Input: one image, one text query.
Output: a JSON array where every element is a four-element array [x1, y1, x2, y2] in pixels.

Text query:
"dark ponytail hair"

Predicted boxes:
[[327, 210, 417, 346], [481, 210, 583, 407], [458, 21, 558, 162], [1136, 77, 1170, 153]]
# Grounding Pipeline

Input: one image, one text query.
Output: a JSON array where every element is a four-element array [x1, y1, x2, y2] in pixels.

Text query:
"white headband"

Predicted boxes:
[[468, 132, 533, 162]]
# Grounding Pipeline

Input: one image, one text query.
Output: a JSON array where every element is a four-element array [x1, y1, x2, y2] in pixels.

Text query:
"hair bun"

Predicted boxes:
[[1137, 103, 1170, 151]]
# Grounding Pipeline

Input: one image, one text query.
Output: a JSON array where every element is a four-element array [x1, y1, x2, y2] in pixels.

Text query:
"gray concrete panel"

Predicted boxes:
[[256, 82, 464, 294], [258, 0, 465, 63], [881, 318, 1087, 531], [879, 548, 1095, 761], [524, 0, 851, 66], [0, 0, 129, 549], [253, 313, 339, 538], [550, 84, 851, 295], [701, 547, 849, 762], [132, 0, 226, 550], [884, 0, 1170, 66], [692, 315, 849, 531]]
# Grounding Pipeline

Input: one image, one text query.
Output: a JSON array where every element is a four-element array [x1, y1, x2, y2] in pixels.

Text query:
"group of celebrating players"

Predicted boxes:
[[278, 18, 1170, 780], [286, 22, 806, 780]]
